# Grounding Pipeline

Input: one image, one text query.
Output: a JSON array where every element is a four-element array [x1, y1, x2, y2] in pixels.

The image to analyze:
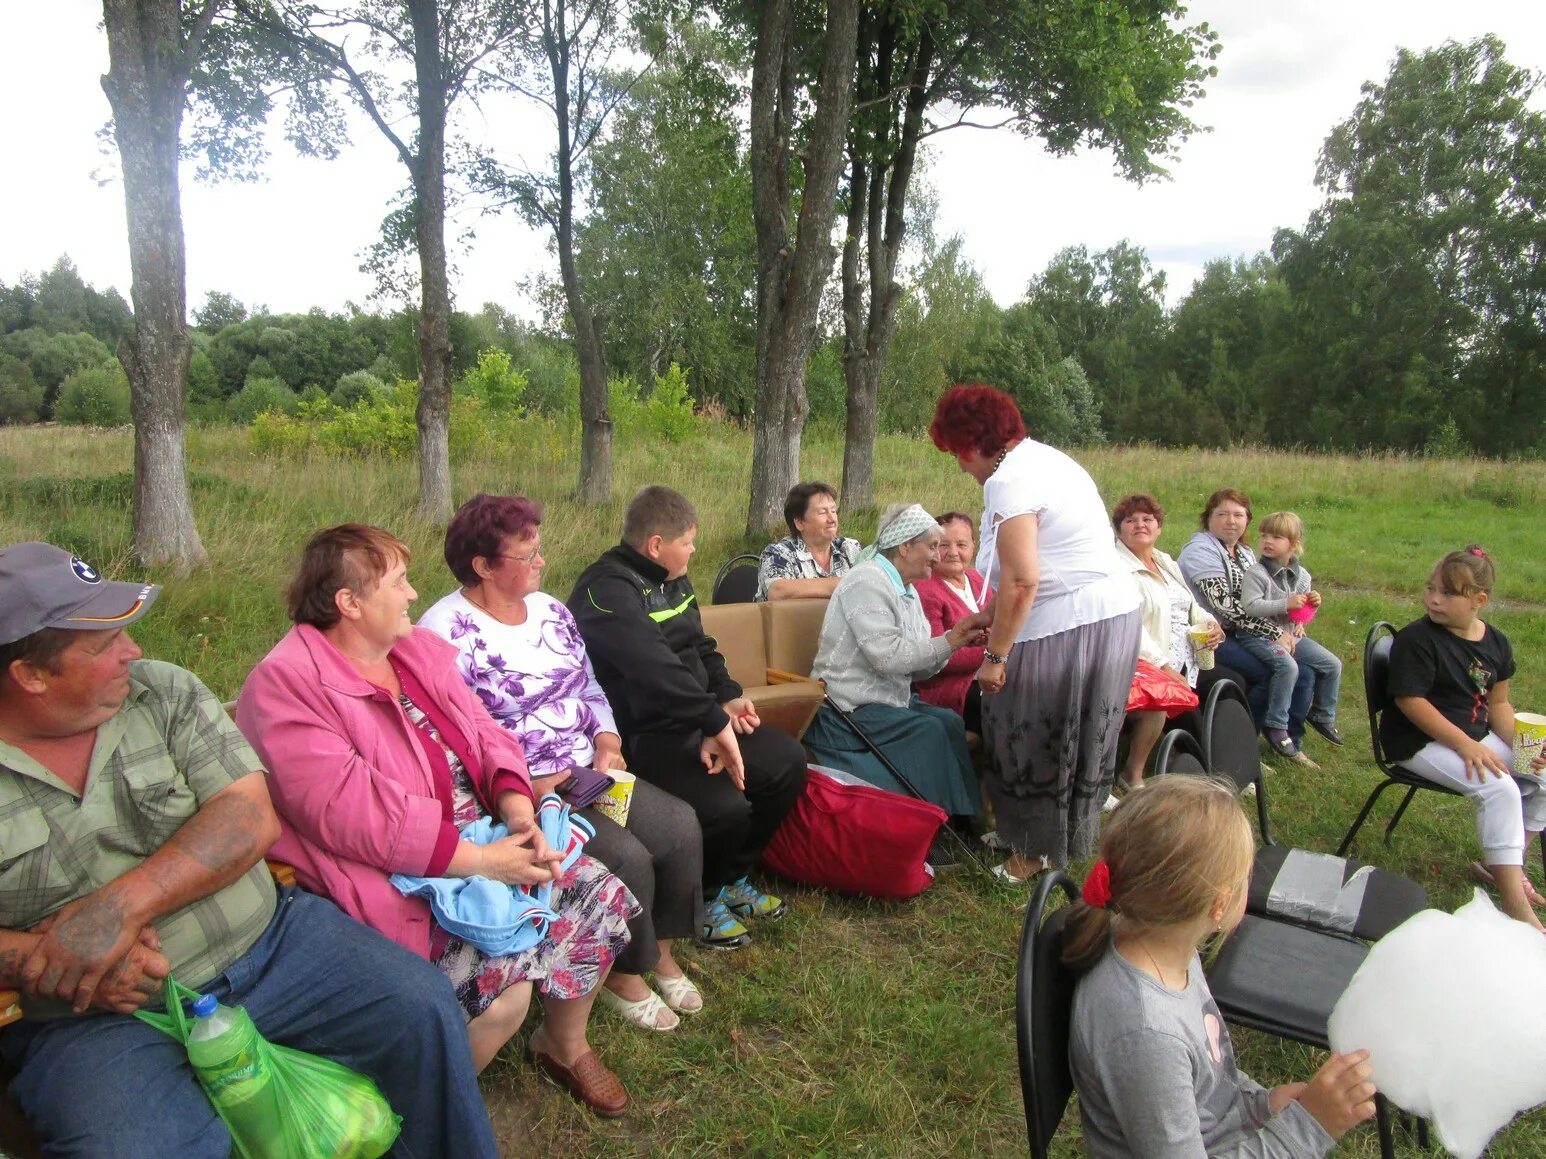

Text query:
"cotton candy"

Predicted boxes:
[[1327, 890, 1546, 1158]]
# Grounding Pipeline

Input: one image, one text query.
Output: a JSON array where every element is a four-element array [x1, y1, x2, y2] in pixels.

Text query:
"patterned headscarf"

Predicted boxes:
[[858, 504, 940, 562]]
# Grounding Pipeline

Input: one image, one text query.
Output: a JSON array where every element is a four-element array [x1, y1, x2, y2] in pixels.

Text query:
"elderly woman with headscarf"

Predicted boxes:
[[929, 385, 1142, 883], [801, 504, 987, 823]]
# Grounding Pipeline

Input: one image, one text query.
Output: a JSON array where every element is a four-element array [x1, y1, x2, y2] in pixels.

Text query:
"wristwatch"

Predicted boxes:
[[983, 649, 1010, 665]]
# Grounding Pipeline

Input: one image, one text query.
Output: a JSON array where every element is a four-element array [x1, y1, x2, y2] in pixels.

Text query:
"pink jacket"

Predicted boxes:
[[914, 570, 993, 716], [236, 624, 532, 959]]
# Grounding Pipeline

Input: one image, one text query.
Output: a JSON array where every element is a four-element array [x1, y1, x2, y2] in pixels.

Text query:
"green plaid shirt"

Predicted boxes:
[[0, 660, 276, 1016]]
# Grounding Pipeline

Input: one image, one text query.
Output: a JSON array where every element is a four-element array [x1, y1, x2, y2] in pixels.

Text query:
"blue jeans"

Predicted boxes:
[[0, 888, 498, 1159], [1218, 635, 1314, 741]]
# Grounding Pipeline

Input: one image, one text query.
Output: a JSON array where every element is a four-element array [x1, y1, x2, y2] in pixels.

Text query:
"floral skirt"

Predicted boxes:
[[429, 853, 638, 1022]]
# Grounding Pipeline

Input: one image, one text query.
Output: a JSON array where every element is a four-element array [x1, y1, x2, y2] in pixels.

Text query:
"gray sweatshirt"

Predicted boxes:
[[1240, 556, 1313, 636], [1071, 943, 1333, 1158]]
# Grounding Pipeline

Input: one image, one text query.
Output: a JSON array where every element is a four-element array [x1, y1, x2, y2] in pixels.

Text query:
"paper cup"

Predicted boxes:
[[592, 770, 636, 827], [1188, 626, 1216, 671], [1514, 712, 1546, 776]]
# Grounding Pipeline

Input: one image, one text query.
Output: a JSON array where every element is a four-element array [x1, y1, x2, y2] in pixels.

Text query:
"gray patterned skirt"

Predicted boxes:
[[980, 609, 1142, 866]]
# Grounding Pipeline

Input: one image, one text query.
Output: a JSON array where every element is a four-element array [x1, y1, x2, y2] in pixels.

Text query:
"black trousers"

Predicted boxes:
[[626, 725, 808, 896]]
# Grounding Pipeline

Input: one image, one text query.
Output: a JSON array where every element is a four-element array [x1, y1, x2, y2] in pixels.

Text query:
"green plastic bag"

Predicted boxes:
[[135, 976, 401, 1159]]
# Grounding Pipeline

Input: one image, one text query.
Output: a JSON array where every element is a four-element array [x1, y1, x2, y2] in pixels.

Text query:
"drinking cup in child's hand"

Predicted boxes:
[[1296, 1050, 1376, 1140]]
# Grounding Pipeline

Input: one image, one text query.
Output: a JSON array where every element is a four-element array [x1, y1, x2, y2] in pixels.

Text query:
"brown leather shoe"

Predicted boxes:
[[528, 1046, 629, 1118]]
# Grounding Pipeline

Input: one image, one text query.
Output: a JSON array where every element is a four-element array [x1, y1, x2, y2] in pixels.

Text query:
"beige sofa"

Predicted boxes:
[[699, 599, 830, 740]]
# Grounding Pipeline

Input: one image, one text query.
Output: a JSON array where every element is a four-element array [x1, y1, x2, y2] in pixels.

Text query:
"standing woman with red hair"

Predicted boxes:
[[930, 385, 1142, 882]]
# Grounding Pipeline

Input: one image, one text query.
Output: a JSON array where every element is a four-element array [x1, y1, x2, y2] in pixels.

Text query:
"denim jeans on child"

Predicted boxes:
[[1233, 633, 1340, 734], [1217, 636, 1314, 743]]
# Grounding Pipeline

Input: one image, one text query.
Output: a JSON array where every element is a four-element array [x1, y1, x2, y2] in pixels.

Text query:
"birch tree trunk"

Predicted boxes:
[[744, 0, 860, 535], [409, 0, 453, 522], [101, 0, 210, 570]]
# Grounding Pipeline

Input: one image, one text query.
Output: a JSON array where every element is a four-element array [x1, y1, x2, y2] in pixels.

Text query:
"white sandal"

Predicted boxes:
[[598, 985, 679, 1031], [654, 971, 703, 1015]]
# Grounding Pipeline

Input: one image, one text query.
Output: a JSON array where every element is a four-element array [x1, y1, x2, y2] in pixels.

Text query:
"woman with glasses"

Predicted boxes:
[[418, 494, 712, 1037]]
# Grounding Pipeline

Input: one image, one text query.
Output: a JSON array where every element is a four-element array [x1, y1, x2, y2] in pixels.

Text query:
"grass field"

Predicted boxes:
[[3, 420, 1545, 1157]]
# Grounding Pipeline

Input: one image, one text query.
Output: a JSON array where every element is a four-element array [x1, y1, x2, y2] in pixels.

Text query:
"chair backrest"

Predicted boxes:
[[1153, 727, 1208, 777], [1363, 621, 1397, 772], [1017, 870, 1080, 1159], [1201, 678, 1273, 844], [1202, 679, 1257, 793], [712, 553, 762, 605], [698, 602, 769, 687], [763, 598, 830, 678]]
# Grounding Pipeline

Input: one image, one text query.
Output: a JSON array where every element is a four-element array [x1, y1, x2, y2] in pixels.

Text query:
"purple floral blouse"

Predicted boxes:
[[418, 590, 619, 776]]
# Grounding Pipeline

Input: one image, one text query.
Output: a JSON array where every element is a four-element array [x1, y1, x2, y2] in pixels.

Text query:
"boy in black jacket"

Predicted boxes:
[[569, 485, 808, 948]]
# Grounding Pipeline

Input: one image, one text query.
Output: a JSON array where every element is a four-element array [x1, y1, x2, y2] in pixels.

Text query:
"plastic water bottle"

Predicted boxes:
[[185, 994, 285, 1156]]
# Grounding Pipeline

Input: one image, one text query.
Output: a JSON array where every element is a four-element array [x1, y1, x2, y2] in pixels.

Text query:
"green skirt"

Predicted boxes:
[[802, 696, 979, 817]]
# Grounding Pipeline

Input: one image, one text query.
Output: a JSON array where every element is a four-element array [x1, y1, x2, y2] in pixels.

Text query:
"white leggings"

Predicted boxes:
[[1398, 734, 1546, 865]]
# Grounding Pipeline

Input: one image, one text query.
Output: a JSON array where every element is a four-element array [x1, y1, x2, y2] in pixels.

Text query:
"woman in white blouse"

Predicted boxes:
[[419, 493, 713, 1035], [929, 385, 1143, 883], [1111, 494, 1223, 790]]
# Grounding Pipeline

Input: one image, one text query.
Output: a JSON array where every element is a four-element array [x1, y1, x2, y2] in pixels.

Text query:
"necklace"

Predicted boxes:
[[990, 446, 1009, 475], [464, 586, 524, 626], [1133, 937, 1181, 989]]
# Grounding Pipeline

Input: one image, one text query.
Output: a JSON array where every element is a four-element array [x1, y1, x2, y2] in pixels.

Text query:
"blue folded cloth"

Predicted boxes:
[[390, 793, 596, 956]]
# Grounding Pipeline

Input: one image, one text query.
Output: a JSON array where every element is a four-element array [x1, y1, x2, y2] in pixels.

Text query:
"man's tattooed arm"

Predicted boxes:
[[22, 772, 279, 1011]]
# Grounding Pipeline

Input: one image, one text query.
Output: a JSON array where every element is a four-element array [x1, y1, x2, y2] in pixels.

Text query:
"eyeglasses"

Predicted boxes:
[[494, 544, 542, 566]]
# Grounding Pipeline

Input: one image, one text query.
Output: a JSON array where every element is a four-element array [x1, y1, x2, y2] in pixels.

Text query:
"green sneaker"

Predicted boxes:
[[720, 876, 788, 922], [699, 897, 751, 950]]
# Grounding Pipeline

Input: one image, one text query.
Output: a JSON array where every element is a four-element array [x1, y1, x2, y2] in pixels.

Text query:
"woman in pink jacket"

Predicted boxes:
[[237, 524, 636, 1118], [913, 512, 994, 739]]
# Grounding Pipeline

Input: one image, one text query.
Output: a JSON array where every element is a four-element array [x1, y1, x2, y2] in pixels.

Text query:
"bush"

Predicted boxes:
[[55, 362, 131, 426], [1425, 415, 1468, 459], [331, 369, 387, 409], [229, 376, 299, 425], [456, 348, 526, 412], [642, 362, 698, 442], [0, 357, 43, 424]]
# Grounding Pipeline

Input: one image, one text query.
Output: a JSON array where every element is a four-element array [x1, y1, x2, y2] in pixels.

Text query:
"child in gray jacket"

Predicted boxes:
[[1239, 511, 1344, 754]]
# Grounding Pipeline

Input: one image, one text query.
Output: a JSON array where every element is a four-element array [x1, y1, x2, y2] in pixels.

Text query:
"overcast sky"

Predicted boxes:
[[4, 1, 1544, 318]]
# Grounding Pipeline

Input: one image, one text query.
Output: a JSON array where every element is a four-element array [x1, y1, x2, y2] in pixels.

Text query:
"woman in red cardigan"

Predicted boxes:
[[914, 512, 994, 738]]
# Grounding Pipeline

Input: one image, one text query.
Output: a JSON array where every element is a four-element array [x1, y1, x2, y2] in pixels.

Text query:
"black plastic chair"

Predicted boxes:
[[1016, 870, 1079, 1159], [1164, 695, 1428, 943], [1153, 726, 1208, 777], [711, 553, 761, 605], [1338, 621, 1467, 855], [1201, 679, 1274, 843]]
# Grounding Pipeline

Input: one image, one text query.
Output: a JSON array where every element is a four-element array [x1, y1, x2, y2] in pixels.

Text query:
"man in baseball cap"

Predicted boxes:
[[0, 542, 499, 1158], [0, 542, 160, 645]]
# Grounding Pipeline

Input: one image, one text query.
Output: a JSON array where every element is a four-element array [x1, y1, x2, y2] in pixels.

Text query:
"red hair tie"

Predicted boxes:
[[1468, 546, 1487, 559], [1082, 859, 1113, 909]]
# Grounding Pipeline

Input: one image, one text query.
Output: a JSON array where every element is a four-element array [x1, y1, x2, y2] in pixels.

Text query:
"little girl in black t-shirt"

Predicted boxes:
[[1382, 545, 1546, 930]]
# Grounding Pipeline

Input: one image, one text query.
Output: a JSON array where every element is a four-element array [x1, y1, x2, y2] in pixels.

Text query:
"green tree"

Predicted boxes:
[[838, 0, 1217, 507], [1273, 36, 1546, 454], [1165, 254, 1280, 444], [258, 0, 524, 519], [1024, 241, 1168, 441], [879, 230, 999, 434], [568, 19, 758, 416]]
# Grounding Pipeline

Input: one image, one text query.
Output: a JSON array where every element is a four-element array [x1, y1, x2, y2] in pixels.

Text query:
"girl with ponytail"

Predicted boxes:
[[1064, 778, 1376, 1155]]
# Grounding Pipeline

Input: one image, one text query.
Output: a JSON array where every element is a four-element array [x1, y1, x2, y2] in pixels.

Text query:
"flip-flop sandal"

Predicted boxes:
[[1470, 861, 1546, 907]]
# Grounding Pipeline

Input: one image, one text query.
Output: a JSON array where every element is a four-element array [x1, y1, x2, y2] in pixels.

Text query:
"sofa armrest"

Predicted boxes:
[[766, 668, 822, 686]]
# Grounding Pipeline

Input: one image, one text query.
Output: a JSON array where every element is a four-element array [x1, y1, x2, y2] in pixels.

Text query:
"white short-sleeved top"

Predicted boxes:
[[976, 440, 1138, 642]]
